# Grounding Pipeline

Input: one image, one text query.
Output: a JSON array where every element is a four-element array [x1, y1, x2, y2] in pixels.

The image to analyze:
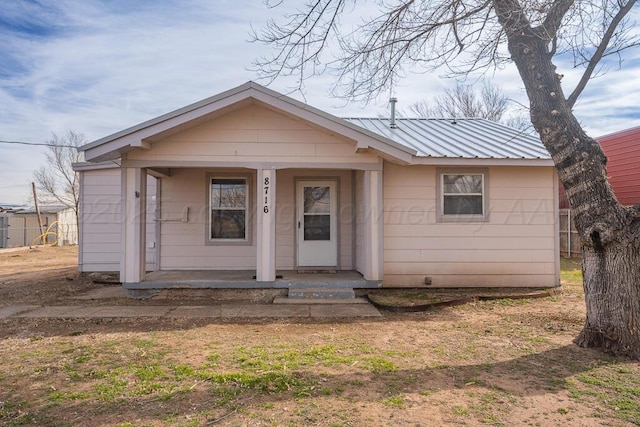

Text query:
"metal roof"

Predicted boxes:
[[344, 117, 550, 159]]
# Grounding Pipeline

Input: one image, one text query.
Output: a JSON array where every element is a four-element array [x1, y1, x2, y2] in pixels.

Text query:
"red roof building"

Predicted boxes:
[[559, 125, 640, 208]]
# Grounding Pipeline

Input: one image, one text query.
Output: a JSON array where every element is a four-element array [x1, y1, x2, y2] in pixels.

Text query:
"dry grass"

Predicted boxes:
[[1, 247, 638, 426]]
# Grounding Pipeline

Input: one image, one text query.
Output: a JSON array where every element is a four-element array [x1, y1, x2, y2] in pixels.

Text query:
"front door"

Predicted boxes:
[[297, 180, 338, 267]]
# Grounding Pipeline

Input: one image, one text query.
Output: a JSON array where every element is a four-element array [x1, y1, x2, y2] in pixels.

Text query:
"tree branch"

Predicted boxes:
[[567, 0, 638, 107], [539, 0, 574, 37]]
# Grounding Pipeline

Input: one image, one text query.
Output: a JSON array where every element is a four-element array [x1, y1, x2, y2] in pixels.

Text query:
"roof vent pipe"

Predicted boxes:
[[389, 97, 398, 129]]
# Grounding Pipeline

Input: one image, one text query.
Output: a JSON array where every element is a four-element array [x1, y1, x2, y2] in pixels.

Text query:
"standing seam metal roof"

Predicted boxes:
[[344, 117, 550, 159]]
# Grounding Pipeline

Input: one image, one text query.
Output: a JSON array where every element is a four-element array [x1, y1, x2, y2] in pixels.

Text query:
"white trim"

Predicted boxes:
[[411, 157, 554, 166], [207, 174, 251, 245], [154, 178, 162, 271], [296, 179, 339, 268], [120, 167, 147, 283], [73, 161, 120, 171], [553, 170, 561, 286], [77, 170, 85, 271], [436, 168, 490, 223], [121, 159, 383, 171], [256, 169, 277, 281], [363, 170, 384, 280]]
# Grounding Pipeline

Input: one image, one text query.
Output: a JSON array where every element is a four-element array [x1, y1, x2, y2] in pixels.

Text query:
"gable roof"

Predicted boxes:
[[79, 81, 415, 163], [80, 81, 551, 165], [346, 118, 550, 160]]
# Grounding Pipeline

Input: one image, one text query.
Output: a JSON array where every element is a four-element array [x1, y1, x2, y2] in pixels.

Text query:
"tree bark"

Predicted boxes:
[[576, 241, 640, 358], [494, 0, 640, 359]]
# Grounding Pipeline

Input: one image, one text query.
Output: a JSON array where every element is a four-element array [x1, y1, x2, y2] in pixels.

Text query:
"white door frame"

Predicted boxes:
[[296, 179, 338, 268]]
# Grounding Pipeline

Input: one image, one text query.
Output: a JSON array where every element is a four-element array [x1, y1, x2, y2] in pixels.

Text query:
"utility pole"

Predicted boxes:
[[32, 182, 45, 245]]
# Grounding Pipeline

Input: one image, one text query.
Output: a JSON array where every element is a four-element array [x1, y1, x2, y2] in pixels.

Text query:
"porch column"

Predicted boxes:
[[120, 167, 147, 284], [364, 169, 383, 280], [256, 168, 276, 282]]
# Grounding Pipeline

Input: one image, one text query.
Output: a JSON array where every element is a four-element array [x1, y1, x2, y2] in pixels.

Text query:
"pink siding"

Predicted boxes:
[[79, 169, 156, 272], [127, 104, 380, 166], [156, 168, 355, 271], [383, 163, 558, 287]]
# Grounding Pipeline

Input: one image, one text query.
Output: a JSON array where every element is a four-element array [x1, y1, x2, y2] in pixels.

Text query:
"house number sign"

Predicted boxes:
[[263, 177, 270, 214]]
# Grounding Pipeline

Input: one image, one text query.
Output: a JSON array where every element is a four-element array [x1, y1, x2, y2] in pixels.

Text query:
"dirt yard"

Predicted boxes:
[[1, 246, 639, 426]]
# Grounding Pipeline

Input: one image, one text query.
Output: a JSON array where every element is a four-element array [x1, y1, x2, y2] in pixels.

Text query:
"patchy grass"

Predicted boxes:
[[560, 258, 583, 286], [2, 250, 640, 426], [567, 363, 640, 424]]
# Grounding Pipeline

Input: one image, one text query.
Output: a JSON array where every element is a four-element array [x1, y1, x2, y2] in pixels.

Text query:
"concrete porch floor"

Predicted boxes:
[[126, 270, 382, 290]]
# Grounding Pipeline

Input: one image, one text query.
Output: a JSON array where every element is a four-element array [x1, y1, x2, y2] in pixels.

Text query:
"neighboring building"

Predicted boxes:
[[75, 82, 559, 290], [0, 205, 78, 248], [559, 125, 640, 208]]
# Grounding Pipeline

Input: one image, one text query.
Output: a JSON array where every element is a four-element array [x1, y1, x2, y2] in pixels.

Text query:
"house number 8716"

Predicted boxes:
[[263, 177, 270, 214]]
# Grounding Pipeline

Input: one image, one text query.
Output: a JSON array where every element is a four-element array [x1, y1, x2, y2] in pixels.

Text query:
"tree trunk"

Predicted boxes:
[[494, 0, 640, 359], [576, 241, 640, 358]]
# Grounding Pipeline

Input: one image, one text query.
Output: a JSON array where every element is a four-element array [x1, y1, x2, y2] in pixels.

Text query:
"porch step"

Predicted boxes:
[[273, 297, 370, 305], [287, 287, 355, 300]]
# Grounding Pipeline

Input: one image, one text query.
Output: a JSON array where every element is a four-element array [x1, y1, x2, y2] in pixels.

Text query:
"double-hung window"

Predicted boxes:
[[437, 169, 488, 221], [209, 177, 249, 241]]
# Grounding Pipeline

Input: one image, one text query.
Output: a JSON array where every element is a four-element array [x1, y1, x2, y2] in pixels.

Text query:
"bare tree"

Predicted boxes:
[[253, 0, 640, 358], [407, 80, 530, 130], [408, 81, 506, 120], [33, 131, 86, 225]]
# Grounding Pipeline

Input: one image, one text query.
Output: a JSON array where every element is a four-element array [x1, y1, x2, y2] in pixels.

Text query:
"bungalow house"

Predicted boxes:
[[75, 82, 559, 292]]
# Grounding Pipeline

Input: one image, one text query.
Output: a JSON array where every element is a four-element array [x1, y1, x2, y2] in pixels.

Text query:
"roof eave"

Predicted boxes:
[[410, 156, 554, 166]]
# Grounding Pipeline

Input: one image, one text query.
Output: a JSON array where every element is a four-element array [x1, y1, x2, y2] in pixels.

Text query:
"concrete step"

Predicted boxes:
[[283, 280, 367, 289], [273, 297, 370, 305], [287, 287, 356, 300]]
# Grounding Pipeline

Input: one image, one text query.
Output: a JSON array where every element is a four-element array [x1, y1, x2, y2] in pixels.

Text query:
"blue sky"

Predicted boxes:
[[1, 0, 639, 204]]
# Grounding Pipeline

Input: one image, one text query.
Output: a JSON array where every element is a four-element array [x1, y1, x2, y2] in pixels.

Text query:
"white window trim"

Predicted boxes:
[[436, 168, 489, 223], [206, 173, 253, 246]]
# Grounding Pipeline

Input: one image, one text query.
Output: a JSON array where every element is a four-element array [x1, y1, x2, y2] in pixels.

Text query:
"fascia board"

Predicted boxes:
[[72, 161, 120, 171], [410, 157, 555, 167]]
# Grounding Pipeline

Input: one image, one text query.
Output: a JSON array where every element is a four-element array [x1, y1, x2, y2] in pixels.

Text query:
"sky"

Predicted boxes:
[[1, 0, 639, 205]]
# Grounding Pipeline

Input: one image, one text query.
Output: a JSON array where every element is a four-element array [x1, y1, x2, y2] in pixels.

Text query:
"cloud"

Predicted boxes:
[[1, 0, 639, 203]]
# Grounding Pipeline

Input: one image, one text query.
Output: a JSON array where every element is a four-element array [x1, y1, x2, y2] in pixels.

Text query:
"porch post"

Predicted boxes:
[[364, 169, 383, 280], [120, 167, 147, 284], [256, 168, 276, 282]]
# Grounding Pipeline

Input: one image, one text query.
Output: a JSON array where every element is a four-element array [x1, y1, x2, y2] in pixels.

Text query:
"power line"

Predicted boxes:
[[0, 139, 77, 148], [0, 184, 29, 189]]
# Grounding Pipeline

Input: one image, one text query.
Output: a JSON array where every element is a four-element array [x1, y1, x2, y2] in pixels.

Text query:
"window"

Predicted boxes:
[[437, 169, 488, 222], [209, 177, 248, 241]]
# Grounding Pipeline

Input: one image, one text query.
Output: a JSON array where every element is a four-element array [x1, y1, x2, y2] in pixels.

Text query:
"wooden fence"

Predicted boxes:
[[559, 208, 581, 258]]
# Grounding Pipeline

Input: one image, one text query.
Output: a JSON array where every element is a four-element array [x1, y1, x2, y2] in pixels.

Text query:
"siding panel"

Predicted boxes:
[[127, 105, 379, 165], [158, 168, 257, 270], [382, 162, 558, 287], [79, 169, 157, 273], [79, 169, 121, 272]]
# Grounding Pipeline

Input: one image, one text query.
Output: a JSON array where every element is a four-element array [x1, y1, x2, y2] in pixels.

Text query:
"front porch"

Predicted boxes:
[[125, 269, 382, 290], [120, 166, 385, 286]]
